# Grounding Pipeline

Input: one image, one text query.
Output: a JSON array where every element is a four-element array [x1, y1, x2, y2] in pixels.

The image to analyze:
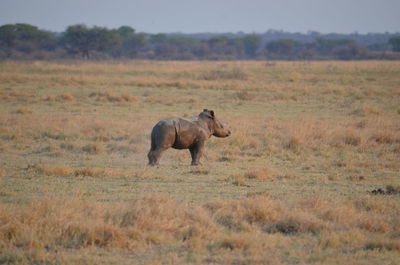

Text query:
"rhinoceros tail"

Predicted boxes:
[[150, 128, 157, 151]]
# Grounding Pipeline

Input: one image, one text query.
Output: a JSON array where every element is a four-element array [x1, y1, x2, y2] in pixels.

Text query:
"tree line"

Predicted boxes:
[[1, 23, 400, 60]]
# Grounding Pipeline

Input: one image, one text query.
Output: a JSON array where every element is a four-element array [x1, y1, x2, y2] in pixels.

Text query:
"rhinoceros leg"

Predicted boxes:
[[148, 147, 168, 166], [189, 142, 205, 166], [147, 140, 165, 166], [148, 123, 175, 166], [147, 149, 156, 165]]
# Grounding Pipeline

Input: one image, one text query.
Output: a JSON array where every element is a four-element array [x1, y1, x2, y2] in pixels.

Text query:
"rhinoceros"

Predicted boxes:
[[148, 109, 231, 166]]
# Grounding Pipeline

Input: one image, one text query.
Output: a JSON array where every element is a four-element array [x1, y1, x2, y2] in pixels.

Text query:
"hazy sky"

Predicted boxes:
[[1, 0, 399, 34]]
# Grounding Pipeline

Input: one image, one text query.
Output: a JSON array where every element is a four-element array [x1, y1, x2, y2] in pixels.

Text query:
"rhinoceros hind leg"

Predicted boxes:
[[148, 147, 167, 166], [147, 150, 157, 166]]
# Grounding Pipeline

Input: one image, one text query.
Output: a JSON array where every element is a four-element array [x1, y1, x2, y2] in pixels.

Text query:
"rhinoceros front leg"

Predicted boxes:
[[189, 142, 205, 166]]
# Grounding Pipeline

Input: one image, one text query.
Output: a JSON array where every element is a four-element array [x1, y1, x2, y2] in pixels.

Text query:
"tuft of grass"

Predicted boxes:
[[218, 156, 233, 162], [371, 131, 397, 144], [93, 135, 111, 142], [28, 164, 72, 176], [230, 175, 250, 187], [244, 167, 276, 181], [263, 220, 300, 235], [0, 249, 26, 264], [121, 93, 139, 102], [134, 167, 153, 179], [343, 132, 362, 146], [189, 169, 209, 175], [263, 212, 324, 235], [60, 142, 75, 151], [0, 168, 6, 178], [348, 175, 366, 181], [386, 185, 400, 194], [41, 130, 67, 140], [74, 167, 106, 177], [206, 195, 282, 230], [13, 108, 33, 115], [365, 240, 400, 252], [61, 223, 126, 248], [215, 233, 254, 251], [107, 143, 137, 154], [58, 93, 77, 101], [199, 67, 248, 80], [89, 91, 138, 103], [82, 143, 103, 154], [350, 105, 381, 116], [370, 185, 400, 195], [284, 136, 301, 150], [233, 90, 254, 101]]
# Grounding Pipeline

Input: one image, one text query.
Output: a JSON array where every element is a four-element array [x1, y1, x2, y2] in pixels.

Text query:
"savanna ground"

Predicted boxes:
[[0, 60, 399, 265]]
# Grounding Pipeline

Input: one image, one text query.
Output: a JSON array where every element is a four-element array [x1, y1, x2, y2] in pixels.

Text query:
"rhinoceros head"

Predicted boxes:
[[200, 109, 231, 138]]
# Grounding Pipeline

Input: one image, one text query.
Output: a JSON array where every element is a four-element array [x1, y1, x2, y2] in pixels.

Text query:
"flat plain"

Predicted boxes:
[[0, 61, 399, 264]]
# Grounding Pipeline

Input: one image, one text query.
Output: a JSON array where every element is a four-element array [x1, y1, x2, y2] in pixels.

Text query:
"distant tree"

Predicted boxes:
[[62, 24, 92, 58], [332, 42, 366, 60], [315, 38, 354, 55], [207, 36, 228, 53], [154, 43, 178, 59], [388, 36, 400, 52], [2, 22, 399, 60], [116, 27, 147, 58], [126, 33, 147, 58], [117, 26, 135, 39], [191, 42, 209, 58], [206, 36, 240, 60], [241, 34, 262, 58], [266, 39, 301, 57], [168, 36, 198, 45], [148, 34, 201, 59], [150, 33, 168, 45], [367, 42, 387, 51], [113, 26, 142, 58], [0, 23, 55, 58], [0, 25, 17, 57], [313, 38, 366, 59], [62, 24, 117, 58], [208, 36, 228, 47], [90, 26, 118, 52]]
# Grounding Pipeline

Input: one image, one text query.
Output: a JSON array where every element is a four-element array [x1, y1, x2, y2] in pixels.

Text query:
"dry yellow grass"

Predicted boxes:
[[0, 194, 398, 264], [0, 60, 399, 264], [28, 164, 73, 176], [0, 168, 6, 178]]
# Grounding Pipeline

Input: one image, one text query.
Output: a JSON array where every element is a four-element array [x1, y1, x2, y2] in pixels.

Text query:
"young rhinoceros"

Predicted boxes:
[[148, 109, 231, 166]]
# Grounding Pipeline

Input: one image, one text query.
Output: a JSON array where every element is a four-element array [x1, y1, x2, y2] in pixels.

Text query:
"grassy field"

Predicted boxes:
[[0, 60, 399, 264]]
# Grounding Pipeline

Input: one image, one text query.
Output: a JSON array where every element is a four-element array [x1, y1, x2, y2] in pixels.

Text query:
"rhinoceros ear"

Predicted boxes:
[[210, 110, 215, 117]]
